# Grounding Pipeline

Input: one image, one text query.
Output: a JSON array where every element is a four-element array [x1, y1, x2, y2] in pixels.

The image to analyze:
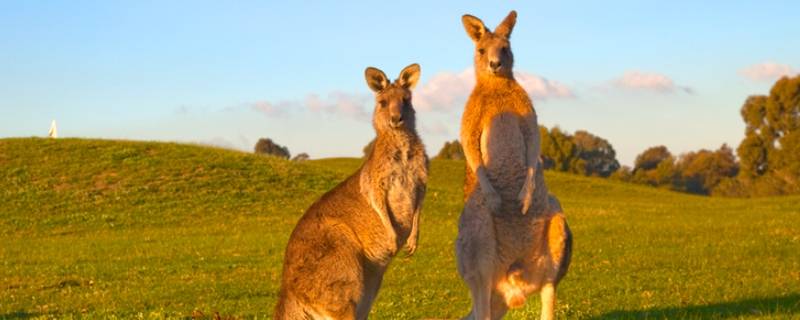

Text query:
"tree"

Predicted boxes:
[[634, 146, 672, 173], [291, 153, 310, 162], [631, 154, 677, 187], [540, 126, 620, 177], [435, 140, 465, 160], [254, 138, 290, 159], [539, 126, 556, 169], [677, 144, 738, 195], [727, 74, 800, 196], [540, 126, 577, 172], [629, 145, 739, 195], [763, 76, 800, 190], [652, 156, 678, 187], [363, 139, 375, 158], [737, 96, 770, 177], [610, 165, 633, 182], [631, 146, 675, 187], [573, 130, 620, 177]]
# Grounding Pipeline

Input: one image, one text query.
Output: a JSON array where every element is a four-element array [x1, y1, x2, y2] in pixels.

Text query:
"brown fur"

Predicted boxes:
[[274, 64, 428, 320], [455, 11, 572, 320]]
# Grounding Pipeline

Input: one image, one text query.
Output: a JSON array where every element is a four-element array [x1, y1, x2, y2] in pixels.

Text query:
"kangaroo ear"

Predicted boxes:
[[462, 14, 488, 42], [495, 10, 517, 39], [365, 67, 389, 92], [397, 63, 421, 89]]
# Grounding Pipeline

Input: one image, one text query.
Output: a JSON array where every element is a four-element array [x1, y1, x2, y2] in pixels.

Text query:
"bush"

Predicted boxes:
[[434, 140, 465, 160], [540, 126, 620, 177], [254, 138, 290, 159], [363, 139, 375, 158], [291, 153, 310, 162], [609, 165, 633, 182]]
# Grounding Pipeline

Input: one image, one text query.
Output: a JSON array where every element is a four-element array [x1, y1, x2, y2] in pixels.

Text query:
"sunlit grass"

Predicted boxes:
[[1, 138, 798, 319]]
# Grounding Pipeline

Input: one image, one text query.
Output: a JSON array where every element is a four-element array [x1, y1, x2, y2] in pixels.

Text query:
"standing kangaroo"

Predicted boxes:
[[274, 64, 428, 320], [455, 11, 572, 320]]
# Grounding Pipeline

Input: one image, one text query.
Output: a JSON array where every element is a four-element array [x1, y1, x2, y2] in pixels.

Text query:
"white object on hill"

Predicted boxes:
[[48, 120, 58, 138]]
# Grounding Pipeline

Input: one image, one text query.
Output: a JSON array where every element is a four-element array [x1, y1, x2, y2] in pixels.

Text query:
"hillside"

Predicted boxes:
[[1, 138, 798, 319]]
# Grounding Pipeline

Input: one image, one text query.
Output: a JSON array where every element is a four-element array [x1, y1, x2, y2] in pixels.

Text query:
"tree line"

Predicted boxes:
[[256, 75, 799, 197], [617, 75, 799, 196], [434, 75, 799, 197]]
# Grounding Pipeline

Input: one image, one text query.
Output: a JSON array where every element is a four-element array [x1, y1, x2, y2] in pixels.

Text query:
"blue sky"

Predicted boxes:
[[1, 1, 798, 165]]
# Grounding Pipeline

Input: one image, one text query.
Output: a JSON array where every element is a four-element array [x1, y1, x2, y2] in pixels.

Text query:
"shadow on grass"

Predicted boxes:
[[592, 294, 800, 319], [0, 311, 42, 320]]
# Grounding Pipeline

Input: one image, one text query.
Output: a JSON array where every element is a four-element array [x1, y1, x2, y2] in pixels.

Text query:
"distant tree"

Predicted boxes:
[[676, 144, 738, 195], [630, 146, 675, 187], [363, 139, 375, 158], [628, 144, 740, 195], [254, 138, 290, 159], [733, 75, 800, 195], [632, 154, 677, 187], [737, 96, 770, 178], [610, 165, 633, 182], [573, 130, 620, 177], [291, 153, 310, 162], [540, 126, 577, 172], [539, 126, 555, 169], [435, 140, 465, 160], [540, 126, 620, 177], [652, 156, 679, 187], [634, 146, 672, 173], [610, 76, 800, 197], [711, 177, 748, 197]]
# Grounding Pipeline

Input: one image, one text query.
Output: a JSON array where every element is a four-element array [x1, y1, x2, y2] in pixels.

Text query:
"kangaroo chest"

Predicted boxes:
[[480, 111, 528, 199], [384, 147, 426, 237]]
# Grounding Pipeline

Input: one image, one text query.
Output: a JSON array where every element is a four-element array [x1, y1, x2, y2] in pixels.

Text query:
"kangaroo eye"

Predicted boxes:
[[379, 100, 387, 108], [501, 46, 509, 54], [478, 48, 485, 55]]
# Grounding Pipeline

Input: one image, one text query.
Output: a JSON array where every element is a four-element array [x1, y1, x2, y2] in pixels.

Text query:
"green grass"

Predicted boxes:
[[1, 137, 798, 319]]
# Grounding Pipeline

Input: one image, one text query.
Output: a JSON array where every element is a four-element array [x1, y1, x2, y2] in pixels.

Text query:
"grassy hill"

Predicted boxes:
[[1, 138, 798, 319]]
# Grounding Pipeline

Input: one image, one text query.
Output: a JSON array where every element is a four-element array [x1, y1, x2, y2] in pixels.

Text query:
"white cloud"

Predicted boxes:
[[414, 68, 574, 112], [414, 69, 475, 112], [613, 71, 692, 93], [247, 92, 371, 121], [250, 100, 291, 117], [739, 62, 797, 82], [305, 91, 371, 121], [420, 120, 451, 136], [248, 68, 572, 121], [515, 71, 575, 99]]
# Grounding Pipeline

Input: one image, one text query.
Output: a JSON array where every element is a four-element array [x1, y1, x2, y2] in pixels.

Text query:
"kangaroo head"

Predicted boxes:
[[462, 10, 517, 79], [364, 64, 421, 133]]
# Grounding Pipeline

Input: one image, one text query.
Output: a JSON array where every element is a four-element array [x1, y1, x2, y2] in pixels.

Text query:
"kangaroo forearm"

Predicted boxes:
[[475, 166, 495, 193], [524, 113, 541, 171], [519, 113, 539, 214], [368, 191, 393, 228], [410, 187, 425, 235], [408, 209, 420, 242], [360, 174, 397, 243], [523, 114, 540, 192]]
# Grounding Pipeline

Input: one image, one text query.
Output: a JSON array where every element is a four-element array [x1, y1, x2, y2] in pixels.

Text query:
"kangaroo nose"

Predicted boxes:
[[490, 61, 502, 69], [391, 115, 403, 125]]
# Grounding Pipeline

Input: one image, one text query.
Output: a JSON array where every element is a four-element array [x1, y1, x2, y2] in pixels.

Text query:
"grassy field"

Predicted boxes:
[[1, 137, 798, 319]]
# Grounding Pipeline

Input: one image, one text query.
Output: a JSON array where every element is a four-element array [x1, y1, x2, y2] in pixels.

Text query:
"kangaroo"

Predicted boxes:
[[274, 64, 428, 320], [455, 11, 572, 320]]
